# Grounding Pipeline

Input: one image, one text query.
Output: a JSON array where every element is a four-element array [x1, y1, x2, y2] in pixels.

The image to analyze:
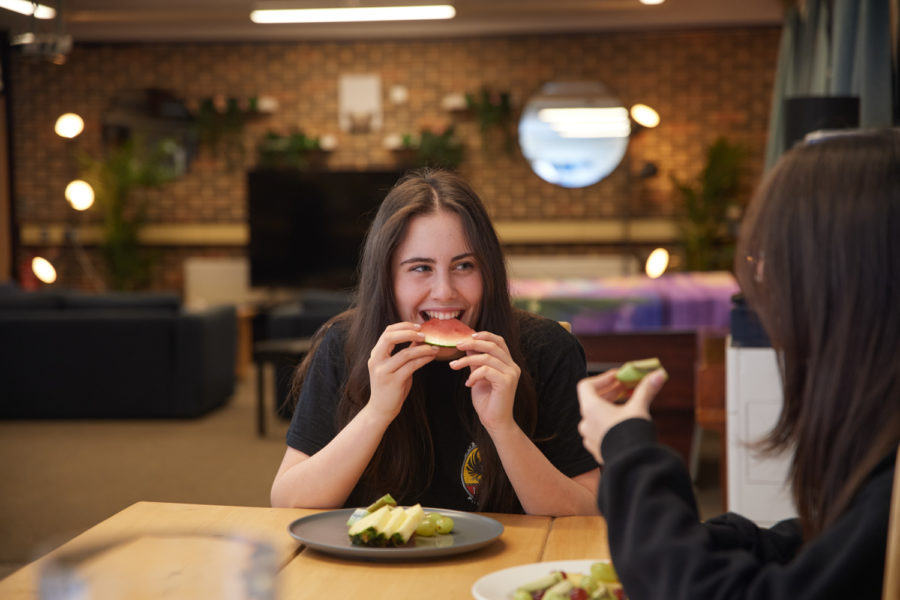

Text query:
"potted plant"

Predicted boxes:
[[77, 138, 176, 290], [193, 96, 269, 167], [256, 130, 327, 170], [672, 137, 746, 271], [392, 126, 464, 170], [465, 87, 514, 155], [416, 126, 464, 169]]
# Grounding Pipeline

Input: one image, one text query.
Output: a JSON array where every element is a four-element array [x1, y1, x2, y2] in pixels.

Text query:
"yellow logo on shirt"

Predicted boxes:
[[461, 442, 481, 502]]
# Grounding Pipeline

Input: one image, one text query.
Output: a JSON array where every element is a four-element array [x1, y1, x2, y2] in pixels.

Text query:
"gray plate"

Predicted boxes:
[[288, 507, 504, 560]]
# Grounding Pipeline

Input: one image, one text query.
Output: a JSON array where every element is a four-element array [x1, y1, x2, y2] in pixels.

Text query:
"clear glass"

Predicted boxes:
[[40, 533, 277, 600]]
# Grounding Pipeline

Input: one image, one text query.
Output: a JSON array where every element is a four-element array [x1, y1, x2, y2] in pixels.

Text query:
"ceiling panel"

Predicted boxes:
[[2, 0, 784, 43]]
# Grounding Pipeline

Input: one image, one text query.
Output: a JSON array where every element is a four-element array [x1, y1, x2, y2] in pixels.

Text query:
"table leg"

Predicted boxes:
[[256, 359, 266, 437]]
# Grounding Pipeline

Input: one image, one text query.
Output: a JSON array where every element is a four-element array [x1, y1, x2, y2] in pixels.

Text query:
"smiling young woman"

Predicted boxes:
[[270, 169, 601, 516]]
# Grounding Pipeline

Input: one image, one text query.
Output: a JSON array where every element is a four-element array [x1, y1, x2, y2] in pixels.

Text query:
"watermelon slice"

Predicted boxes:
[[420, 318, 475, 347]]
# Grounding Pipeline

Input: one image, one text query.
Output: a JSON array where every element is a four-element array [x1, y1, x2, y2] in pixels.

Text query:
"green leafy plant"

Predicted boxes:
[[395, 126, 464, 170], [465, 87, 514, 155], [416, 127, 464, 169], [672, 137, 746, 271], [193, 96, 261, 166], [77, 138, 176, 290], [256, 131, 325, 170]]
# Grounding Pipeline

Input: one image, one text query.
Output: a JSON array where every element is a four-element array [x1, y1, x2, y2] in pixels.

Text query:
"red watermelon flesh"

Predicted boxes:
[[420, 318, 475, 347]]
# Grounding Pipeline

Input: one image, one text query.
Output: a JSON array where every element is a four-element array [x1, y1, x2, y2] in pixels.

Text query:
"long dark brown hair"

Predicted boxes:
[[735, 129, 900, 538], [291, 169, 538, 512]]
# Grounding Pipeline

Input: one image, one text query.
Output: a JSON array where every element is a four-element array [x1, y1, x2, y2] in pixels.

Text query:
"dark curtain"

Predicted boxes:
[[765, 0, 897, 168]]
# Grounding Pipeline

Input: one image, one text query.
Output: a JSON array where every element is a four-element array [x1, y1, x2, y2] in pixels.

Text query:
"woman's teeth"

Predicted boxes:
[[423, 311, 461, 320]]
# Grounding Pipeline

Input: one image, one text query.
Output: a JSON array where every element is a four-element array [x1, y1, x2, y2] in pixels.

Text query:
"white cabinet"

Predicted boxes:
[[726, 340, 797, 526]]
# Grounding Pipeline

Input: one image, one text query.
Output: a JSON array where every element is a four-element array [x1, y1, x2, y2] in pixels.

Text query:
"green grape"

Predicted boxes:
[[435, 516, 454, 534], [415, 520, 438, 537], [581, 577, 599, 594], [590, 561, 619, 583], [425, 512, 442, 524]]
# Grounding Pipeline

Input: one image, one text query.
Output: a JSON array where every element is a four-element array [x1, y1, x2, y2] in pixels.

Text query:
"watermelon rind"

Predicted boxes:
[[616, 357, 662, 387]]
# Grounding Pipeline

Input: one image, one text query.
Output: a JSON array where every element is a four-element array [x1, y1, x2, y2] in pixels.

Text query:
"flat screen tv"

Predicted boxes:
[[247, 169, 403, 290]]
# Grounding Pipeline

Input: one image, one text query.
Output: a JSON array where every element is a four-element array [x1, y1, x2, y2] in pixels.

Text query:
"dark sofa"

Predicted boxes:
[[0, 286, 236, 418]]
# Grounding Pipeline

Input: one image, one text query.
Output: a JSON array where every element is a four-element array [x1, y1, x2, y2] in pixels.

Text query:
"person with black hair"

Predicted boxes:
[[577, 129, 900, 598]]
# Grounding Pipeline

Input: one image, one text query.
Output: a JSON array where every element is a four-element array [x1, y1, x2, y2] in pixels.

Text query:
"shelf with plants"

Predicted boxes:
[[255, 130, 334, 171], [192, 95, 277, 166], [385, 126, 464, 171]]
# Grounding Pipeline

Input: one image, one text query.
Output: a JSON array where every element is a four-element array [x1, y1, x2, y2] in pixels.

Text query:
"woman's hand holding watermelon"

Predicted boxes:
[[451, 331, 521, 433], [365, 322, 440, 423]]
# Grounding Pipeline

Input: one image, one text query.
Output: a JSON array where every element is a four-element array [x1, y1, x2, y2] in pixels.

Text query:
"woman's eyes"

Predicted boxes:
[[408, 261, 475, 273]]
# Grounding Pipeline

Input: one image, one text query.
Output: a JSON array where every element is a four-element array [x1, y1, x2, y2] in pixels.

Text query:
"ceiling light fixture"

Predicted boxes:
[[250, 4, 456, 24], [0, 0, 55, 19]]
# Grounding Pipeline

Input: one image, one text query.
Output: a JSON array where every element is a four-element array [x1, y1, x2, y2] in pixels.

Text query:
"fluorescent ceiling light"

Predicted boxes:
[[539, 107, 631, 138], [552, 123, 631, 138], [0, 0, 56, 19], [538, 107, 629, 124], [250, 4, 456, 24]]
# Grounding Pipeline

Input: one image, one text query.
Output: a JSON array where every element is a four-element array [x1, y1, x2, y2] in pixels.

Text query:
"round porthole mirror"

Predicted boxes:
[[518, 81, 630, 188]]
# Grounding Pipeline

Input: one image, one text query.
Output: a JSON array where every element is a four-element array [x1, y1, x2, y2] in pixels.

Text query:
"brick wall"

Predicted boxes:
[[10, 26, 780, 290]]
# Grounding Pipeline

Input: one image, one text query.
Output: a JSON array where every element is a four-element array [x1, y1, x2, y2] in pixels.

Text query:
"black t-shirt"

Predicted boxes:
[[598, 418, 895, 599], [286, 310, 598, 511]]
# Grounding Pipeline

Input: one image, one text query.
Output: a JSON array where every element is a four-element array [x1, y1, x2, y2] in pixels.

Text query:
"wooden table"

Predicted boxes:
[[0, 502, 611, 599]]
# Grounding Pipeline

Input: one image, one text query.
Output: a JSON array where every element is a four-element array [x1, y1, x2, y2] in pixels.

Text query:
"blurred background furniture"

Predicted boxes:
[[510, 271, 737, 334], [694, 331, 728, 508], [183, 256, 353, 425], [510, 270, 739, 466], [183, 256, 296, 380], [0, 286, 236, 418], [254, 288, 353, 423], [252, 337, 312, 436], [725, 296, 796, 526]]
